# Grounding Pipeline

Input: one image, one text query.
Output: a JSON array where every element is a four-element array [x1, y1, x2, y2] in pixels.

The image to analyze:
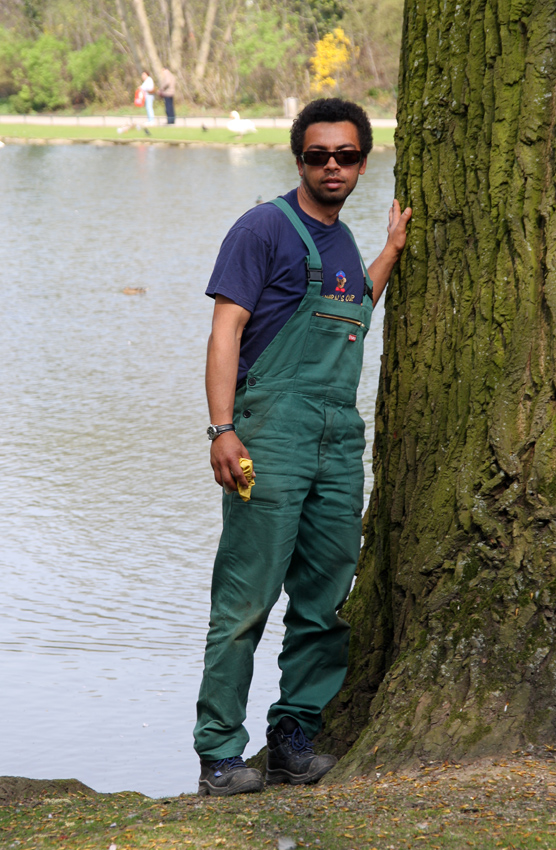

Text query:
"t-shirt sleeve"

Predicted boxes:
[[205, 224, 272, 313]]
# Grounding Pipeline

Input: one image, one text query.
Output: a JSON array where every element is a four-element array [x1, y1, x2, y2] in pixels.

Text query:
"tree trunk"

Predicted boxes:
[[323, 0, 556, 777], [364, 43, 381, 87], [169, 0, 185, 74], [131, 0, 165, 80], [210, 0, 240, 72], [158, 0, 170, 38], [194, 0, 218, 84], [183, 0, 198, 62], [113, 0, 147, 75]]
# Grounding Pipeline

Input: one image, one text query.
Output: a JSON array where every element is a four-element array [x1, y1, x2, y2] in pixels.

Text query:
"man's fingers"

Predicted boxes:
[[221, 462, 239, 491], [230, 458, 249, 489], [388, 199, 409, 234], [213, 460, 243, 491], [210, 457, 234, 490], [210, 433, 252, 490], [213, 461, 242, 492], [395, 206, 413, 233]]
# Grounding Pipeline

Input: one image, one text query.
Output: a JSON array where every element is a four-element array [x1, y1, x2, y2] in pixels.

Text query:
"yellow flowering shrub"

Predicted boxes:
[[310, 28, 351, 94]]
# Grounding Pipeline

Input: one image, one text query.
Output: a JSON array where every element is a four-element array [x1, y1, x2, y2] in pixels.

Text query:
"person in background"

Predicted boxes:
[[140, 71, 155, 125], [158, 68, 176, 125]]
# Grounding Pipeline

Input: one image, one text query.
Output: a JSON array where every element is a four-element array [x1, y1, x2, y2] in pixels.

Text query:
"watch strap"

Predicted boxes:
[[207, 423, 236, 441]]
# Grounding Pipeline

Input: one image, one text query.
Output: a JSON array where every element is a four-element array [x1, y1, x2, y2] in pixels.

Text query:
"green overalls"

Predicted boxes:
[[194, 199, 373, 761]]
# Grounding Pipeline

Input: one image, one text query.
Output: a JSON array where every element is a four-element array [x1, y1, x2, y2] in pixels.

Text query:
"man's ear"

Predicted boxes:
[[359, 156, 367, 176], [296, 156, 304, 178]]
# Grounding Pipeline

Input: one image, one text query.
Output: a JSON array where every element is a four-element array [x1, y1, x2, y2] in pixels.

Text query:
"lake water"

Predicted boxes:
[[0, 142, 395, 798]]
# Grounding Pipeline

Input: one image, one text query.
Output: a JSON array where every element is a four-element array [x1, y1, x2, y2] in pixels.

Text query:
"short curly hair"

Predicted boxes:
[[290, 98, 373, 158]]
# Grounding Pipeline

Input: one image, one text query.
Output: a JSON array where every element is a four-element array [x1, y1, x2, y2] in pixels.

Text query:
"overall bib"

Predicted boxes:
[[194, 199, 373, 760]]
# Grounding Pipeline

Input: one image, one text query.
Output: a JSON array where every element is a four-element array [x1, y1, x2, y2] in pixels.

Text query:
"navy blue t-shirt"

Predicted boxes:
[[206, 188, 365, 384]]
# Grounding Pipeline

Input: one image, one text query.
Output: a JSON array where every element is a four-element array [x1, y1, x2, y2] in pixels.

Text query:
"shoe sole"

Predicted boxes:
[[198, 776, 264, 797], [265, 761, 336, 786]]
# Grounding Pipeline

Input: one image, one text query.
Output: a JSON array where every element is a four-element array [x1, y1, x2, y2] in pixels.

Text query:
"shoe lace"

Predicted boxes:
[[288, 727, 315, 753], [212, 756, 245, 770]]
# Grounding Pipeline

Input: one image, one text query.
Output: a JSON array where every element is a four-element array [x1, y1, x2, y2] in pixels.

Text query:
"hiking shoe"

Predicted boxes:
[[266, 717, 337, 785], [198, 756, 264, 797]]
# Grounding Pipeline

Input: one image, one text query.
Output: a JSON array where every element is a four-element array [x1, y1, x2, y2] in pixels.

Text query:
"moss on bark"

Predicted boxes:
[[321, 0, 556, 778]]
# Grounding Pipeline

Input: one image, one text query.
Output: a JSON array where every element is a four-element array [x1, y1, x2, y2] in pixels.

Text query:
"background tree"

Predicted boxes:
[[0, 0, 127, 109], [291, 0, 345, 39], [230, 6, 306, 107], [321, 0, 556, 776], [342, 0, 404, 95], [11, 34, 70, 111], [310, 26, 352, 95], [0, 0, 405, 109]]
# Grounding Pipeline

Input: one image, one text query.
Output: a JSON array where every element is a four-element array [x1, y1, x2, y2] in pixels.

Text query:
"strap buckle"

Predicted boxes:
[[306, 263, 324, 284]]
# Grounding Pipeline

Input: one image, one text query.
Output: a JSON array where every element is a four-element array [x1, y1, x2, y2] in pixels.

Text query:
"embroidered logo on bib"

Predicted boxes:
[[335, 270, 346, 292]]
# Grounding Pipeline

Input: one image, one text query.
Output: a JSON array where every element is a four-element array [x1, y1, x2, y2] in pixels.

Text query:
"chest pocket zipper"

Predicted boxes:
[[312, 311, 365, 328]]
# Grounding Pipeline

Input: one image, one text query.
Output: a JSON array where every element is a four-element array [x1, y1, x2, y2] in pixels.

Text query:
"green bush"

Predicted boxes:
[[67, 37, 120, 104], [0, 27, 25, 99], [10, 34, 69, 113], [232, 9, 307, 103]]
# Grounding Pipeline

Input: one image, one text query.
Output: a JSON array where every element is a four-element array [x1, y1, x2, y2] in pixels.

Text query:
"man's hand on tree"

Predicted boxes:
[[386, 199, 412, 258], [210, 431, 253, 492]]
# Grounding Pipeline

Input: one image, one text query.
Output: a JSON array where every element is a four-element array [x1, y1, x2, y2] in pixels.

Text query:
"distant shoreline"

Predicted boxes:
[[0, 135, 293, 149], [0, 113, 397, 128], [0, 114, 396, 149], [0, 136, 394, 150]]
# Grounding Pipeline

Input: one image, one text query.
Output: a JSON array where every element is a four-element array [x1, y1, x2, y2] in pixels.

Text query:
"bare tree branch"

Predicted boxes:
[[114, 0, 146, 74], [131, 0, 165, 79], [194, 0, 218, 83]]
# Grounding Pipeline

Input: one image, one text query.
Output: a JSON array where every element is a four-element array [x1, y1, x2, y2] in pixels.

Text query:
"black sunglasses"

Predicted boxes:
[[300, 149, 363, 166]]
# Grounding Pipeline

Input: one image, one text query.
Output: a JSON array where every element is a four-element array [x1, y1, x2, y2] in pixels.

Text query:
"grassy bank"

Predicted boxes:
[[2, 754, 556, 849], [0, 124, 395, 148]]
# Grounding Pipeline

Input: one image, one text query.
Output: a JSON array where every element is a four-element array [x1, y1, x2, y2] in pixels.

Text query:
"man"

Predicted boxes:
[[194, 98, 411, 797], [158, 67, 176, 125]]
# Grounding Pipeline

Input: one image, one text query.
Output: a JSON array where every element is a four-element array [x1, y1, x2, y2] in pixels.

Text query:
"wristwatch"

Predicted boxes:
[[207, 423, 236, 441]]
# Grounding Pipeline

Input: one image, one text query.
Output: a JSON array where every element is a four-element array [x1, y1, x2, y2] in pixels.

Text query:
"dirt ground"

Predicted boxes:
[[2, 750, 556, 849]]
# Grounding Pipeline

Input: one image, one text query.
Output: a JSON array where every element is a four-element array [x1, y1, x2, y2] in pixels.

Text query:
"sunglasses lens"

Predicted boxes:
[[336, 150, 362, 165], [302, 150, 362, 166], [302, 151, 328, 165]]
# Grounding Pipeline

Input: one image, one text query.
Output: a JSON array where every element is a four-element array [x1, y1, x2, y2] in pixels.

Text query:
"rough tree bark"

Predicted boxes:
[[323, 0, 556, 777]]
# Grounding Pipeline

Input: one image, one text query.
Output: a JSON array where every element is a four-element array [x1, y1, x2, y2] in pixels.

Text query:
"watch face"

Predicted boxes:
[[207, 424, 234, 441]]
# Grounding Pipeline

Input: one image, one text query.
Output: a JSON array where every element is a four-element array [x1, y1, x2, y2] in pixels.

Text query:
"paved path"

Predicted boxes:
[[0, 114, 397, 130]]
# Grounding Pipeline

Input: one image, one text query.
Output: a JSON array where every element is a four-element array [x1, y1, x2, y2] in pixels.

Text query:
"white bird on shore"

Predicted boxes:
[[0, 140, 5, 147], [227, 111, 257, 136]]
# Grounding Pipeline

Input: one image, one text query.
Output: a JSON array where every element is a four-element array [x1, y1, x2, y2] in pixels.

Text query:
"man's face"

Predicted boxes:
[[297, 121, 367, 207]]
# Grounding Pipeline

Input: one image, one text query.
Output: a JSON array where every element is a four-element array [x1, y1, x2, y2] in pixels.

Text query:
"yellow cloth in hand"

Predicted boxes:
[[237, 457, 255, 502]]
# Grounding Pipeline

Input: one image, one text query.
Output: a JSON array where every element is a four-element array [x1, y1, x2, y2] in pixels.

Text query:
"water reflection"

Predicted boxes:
[[0, 143, 394, 797]]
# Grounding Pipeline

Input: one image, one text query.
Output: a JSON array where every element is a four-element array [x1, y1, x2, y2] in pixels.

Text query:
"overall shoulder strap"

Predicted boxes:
[[340, 221, 374, 303], [269, 197, 323, 285]]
